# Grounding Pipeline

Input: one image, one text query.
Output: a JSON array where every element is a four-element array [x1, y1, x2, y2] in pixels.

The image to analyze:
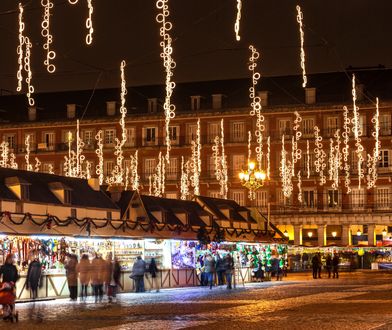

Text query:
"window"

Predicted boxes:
[[43, 132, 55, 150], [104, 160, 114, 176], [167, 157, 178, 180], [380, 114, 391, 136], [3, 134, 16, 150], [278, 119, 292, 136], [165, 192, 177, 199], [277, 190, 291, 210], [187, 124, 198, 144], [144, 158, 156, 179], [231, 190, 245, 206], [326, 117, 339, 136], [302, 118, 315, 137], [71, 208, 77, 218], [104, 129, 116, 145], [327, 190, 339, 208], [24, 133, 36, 151], [83, 130, 94, 147], [232, 155, 245, 176], [209, 191, 221, 198], [376, 188, 390, 209], [231, 122, 245, 142], [351, 188, 365, 209], [351, 150, 366, 172], [125, 127, 136, 146], [255, 190, 268, 208], [168, 126, 179, 145], [303, 190, 316, 208], [144, 127, 157, 145], [208, 122, 220, 143], [378, 150, 390, 168]]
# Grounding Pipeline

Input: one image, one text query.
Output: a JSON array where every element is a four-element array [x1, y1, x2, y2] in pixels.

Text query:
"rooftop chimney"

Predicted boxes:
[[212, 94, 223, 109], [305, 87, 316, 105], [28, 106, 36, 121], [190, 95, 201, 111], [67, 104, 76, 119], [257, 91, 269, 107], [106, 101, 116, 116]]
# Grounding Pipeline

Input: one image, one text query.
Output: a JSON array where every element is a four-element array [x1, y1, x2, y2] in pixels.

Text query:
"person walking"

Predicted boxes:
[[108, 256, 121, 302], [332, 254, 340, 279], [311, 254, 319, 279], [132, 256, 146, 293], [204, 253, 215, 289], [325, 254, 332, 278], [26, 257, 42, 300], [148, 258, 160, 292], [91, 254, 105, 302], [223, 253, 234, 289], [215, 253, 225, 286], [317, 253, 322, 278], [76, 254, 91, 301], [64, 254, 78, 301]]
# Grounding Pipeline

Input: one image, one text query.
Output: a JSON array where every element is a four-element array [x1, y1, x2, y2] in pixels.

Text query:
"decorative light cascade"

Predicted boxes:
[[148, 175, 153, 196], [0, 142, 10, 168], [247, 131, 252, 165], [34, 157, 41, 172], [367, 97, 381, 189], [332, 129, 342, 189], [213, 136, 222, 186], [63, 131, 76, 177], [296, 5, 307, 88], [267, 136, 270, 179], [190, 119, 201, 196], [255, 108, 265, 169], [95, 130, 104, 185], [342, 106, 351, 193], [234, 0, 242, 41], [297, 171, 302, 203], [351, 74, 365, 189], [248, 45, 261, 116], [124, 168, 130, 191], [48, 163, 54, 174], [41, 0, 56, 73], [292, 111, 302, 167], [279, 135, 293, 198], [153, 152, 165, 197], [180, 156, 190, 200], [314, 126, 326, 185], [306, 139, 310, 179], [9, 153, 18, 170], [25, 135, 33, 171], [17, 3, 35, 106], [108, 61, 128, 186], [86, 0, 94, 45], [130, 150, 140, 191], [220, 119, 229, 199], [328, 138, 334, 181], [156, 0, 176, 162], [75, 120, 86, 177]]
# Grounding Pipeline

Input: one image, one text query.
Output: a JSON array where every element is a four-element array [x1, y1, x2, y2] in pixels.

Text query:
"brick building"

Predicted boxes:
[[0, 68, 392, 247]]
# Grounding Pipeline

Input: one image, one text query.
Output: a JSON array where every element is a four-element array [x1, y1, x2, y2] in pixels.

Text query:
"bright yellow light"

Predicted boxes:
[[296, 5, 307, 88], [249, 162, 255, 170], [307, 231, 313, 238], [356, 229, 361, 236], [239, 172, 244, 180], [382, 228, 387, 236], [234, 0, 242, 41], [332, 231, 337, 238]]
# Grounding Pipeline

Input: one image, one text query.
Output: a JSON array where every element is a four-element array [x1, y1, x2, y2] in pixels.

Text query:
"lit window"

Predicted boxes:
[[104, 129, 116, 145]]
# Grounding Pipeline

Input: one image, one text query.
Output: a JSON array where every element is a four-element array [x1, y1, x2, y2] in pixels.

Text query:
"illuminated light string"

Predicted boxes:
[[124, 168, 130, 191], [86, 0, 94, 45], [220, 119, 228, 199], [190, 119, 201, 196], [148, 175, 152, 196], [306, 139, 310, 179], [25, 135, 33, 171], [16, 3, 24, 92], [153, 152, 165, 197], [332, 129, 342, 190], [328, 138, 334, 181], [267, 136, 270, 179], [255, 108, 265, 169], [0, 142, 9, 168], [95, 130, 104, 185], [41, 0, 56, 73], [297, 171, 302, 203], [156, 0, 176, 162], [212, 136, 222, 185], [63, 131, 76, 177], [293, 111, 302, 165], [180, 156, 190, 200], [351, 74, 365, 189], [48, 163, 54, 175], [296, 5, 307, 88], [248, 45, 261, 116], [314, 126, 326, 186], [34, 157, 41, 172], [130, 150, 140, 191], [342, 105, 351, 194], [279, 135, 293, 198], [367, 97, 381, 189], [234, 0, 242, 41], [76, 119, 86, 178], [247, 131, 252, 165]]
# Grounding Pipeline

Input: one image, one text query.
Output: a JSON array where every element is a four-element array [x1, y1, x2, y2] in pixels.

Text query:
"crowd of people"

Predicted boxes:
[[311, 253, 340, 279], [196, 253, 235, 289]]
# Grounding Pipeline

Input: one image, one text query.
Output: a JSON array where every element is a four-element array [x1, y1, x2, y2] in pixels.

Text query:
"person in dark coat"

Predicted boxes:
[[325, 254, 332, 278], [132, 256, 146, 293], [223, 254, 234, 289], [148, 258, 160, 292], [0, 254, 19, 318], [204, 254, 215, 289], [64, 254, 78, 301], [108, 256, 121, 302], [215, 253, 225, 286], [26, 257, 42, 300], [332, 254, 340, 279], [311, 254, 320, 279], [317, 253, 322, 278]]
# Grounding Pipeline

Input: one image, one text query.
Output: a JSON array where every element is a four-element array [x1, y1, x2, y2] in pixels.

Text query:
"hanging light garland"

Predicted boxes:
[[306, 139, 310, 179], [95, 130, 104, 185], [75, 119, 85, 177], [280, 135, 293, 198], [255, 108, 265, 169], [342, 106, 351, 194], [34, 157, 41, 172], [48, 163, 54, 174], [25, 135, 33, 171], [367, 97, 381, 189], [220, 119, 228, 199], [332, 129, 342, 190], [149, 175, 153, 196], [156, 0, 176, 162], [130, 150, 140, 191], [180, 156, 190, 200], [296, 5, 307, 88], [267, 136, 270, 179], [190, 119, 201, 196], [234, 0, 242, 41], [153, 152, 165, 197], [0, 142, 9, 168], [297, 170, 302, 203], [247, 131, 252, 165], [292, 111, 302, 165], [86, 0, 94, 45], [9, 153, 17, 170], [41, 0, 56, 73], [248, 45, 261, 116], [314, 126, 326, 185]]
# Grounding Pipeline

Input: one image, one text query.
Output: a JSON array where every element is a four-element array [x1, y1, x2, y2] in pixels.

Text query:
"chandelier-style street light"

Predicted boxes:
[[239, 161, 267, 198]]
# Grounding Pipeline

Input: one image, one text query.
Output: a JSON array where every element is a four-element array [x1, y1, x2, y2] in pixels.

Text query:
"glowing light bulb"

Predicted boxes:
[[249, 162, 255, 170], [296, 5, 307, 88], [332, 231, 337, 238]]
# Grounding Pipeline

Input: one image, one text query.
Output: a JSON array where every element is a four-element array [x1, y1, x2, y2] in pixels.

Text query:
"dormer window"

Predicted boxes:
[[5, 176, 31, 200], [49, 182, 73, 205]]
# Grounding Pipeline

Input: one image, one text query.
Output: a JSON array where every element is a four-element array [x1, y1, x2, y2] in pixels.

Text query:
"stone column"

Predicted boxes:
[[368, 224, 376, 246], [341, 225, 352, 246], [294, 225, 303, 246], [317, 225, 327, 247]]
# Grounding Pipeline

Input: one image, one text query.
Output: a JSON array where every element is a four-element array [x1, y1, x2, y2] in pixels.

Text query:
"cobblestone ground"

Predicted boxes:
[[3, 271, 392, 330]]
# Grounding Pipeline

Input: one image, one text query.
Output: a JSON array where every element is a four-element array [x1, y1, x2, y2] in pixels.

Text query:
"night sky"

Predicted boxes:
[[0, 0, 390, 93]]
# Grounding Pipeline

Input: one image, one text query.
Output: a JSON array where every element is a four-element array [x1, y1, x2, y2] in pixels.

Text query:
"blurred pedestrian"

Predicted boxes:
[[77, 254, 91, 301], [223, 253, 234, 289], [332, 254, 340, 279], [302, 252, 309, 270], [204, 253, 215, 289], [196, 255, 206, 286], [325, 254, 332, 278], [91, 253, 105, 302], [26, 256, 42, 300], [311, 254, 319, 279], [148, 258, 160, 292], [108, 256, 121, 302], [132, 256, 146, 293], [64, 254, 78, 301], [215, 253, 225, 286], [317, 253, 322, 278], [0, 254, 19, 321]]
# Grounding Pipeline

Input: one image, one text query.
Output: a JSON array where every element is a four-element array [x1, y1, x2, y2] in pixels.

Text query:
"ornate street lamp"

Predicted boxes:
[[239, 161, 267, 200]]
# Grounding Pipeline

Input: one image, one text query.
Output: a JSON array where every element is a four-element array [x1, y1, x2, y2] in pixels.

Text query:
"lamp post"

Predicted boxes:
[[238, 161, 267, 200]]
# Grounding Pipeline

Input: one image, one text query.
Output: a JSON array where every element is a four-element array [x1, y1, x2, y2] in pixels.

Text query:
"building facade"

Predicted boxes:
[[0, 69, 392, 247]]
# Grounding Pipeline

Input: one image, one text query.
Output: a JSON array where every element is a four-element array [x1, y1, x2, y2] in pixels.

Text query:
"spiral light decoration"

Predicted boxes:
[[306, 139, 310, 179], [280, 135, 293, 198], [296, 5, 307, 88], [267, 136, 271, 179], [220, 119, 228, 199], [153, 152, 165, 197], [86, 0, 94, 45], [95, 130, 104, 185], [234, 0, 242, 41], [248, 45, 261, 116], [367, 97, 381, 189], [34, 157, 41, 172], [25, 135, 33, 171], [314, 126, 326, 185], [190, 119, 201, 196], [41, 0, 56, 73], [130, 150, 140, 191], [297, 171, 302, 203], [342, 106, 351, 193], [180, 156, 190, 200]]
